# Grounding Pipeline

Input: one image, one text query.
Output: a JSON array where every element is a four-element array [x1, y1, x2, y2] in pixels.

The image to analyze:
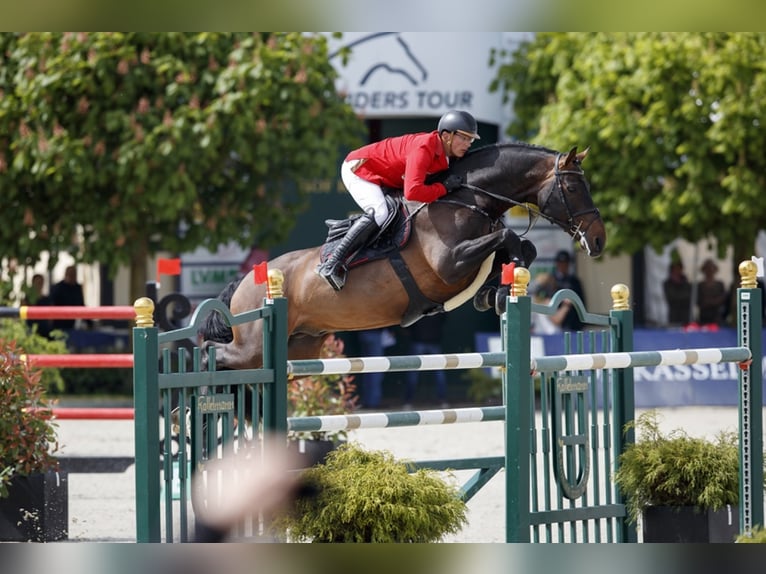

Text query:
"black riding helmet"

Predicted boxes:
[[437, 110, 481, 140]]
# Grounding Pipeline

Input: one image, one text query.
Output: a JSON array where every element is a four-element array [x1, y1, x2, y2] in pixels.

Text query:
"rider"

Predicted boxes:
[[316, 109, 481, 291]]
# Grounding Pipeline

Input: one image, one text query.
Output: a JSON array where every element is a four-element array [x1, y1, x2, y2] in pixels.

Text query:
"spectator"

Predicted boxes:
[[22, 273, 53, 338], [663, 260, 692, 326], [356, 328, 390, 409], [696, 259, 728, 326], [530, 272, 572, 335], [404, 313, 448, 409], [552, 250, 586, 331], [50, 265, 85, 331]]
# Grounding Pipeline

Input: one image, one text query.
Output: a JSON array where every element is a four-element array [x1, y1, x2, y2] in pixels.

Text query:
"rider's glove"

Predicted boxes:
[[443, 174, 465, 192]]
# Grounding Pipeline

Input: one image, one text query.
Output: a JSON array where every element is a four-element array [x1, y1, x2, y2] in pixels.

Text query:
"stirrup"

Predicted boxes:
[[316, 262, 348, 291]]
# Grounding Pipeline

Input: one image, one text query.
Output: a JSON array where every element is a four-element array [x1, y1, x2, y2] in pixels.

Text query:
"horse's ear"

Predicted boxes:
[[560, 146, 579, 169], [561, 146, 589, 168]]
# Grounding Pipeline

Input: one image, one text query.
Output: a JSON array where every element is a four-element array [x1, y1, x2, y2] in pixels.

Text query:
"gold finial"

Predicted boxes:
[[611, 283, 630, 311], [133, 297, 155, 327], [739, 260, 758, 289], [512, 267, 531, 297], [267, 268, 285, 298]]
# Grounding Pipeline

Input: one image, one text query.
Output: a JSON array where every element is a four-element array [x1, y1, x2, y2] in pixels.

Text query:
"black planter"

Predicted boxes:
[[642, 505, 739, 543], [0, 470, 68, 542], [287, 439, 338, 468]]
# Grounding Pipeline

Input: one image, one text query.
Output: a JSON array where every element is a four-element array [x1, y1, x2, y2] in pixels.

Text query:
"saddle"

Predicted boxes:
[[319, 194, 443, 327], [319, 195, 412, 269]]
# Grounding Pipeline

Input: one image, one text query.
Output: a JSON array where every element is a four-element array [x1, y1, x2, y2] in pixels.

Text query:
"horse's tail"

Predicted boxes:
[[197, 276, 244, 343]]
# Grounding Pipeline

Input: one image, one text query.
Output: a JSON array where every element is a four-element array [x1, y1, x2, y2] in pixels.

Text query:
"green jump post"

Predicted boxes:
[[609, 283, 637, 543], [262, 269, 289, 438], [737, 260, 764, 537], [132, 297, 161, 543], [504, 267, 532, 543]]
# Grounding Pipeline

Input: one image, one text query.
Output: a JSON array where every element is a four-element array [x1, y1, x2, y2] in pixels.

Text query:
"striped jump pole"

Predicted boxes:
[[22, 354, 134, 368], [531, 346, 751, 372], [0, 305, 137, 320], [286, 347, 750, 378], [288, 405, 506, 434], [288, 351, 506, 377]]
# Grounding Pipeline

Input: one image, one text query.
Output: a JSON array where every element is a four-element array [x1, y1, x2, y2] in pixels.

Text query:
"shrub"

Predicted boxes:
[[272, 442, 467, 542], [736, 525, 766, 543], [0, 319, 67, 393], [0, 341, 59, 498], [614, 410, 739, 524]]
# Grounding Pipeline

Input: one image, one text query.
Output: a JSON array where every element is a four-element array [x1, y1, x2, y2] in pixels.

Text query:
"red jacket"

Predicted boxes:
[[345, 131, 449, 202]]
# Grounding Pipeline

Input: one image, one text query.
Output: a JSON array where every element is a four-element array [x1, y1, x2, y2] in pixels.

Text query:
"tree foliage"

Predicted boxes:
[[0, 32, 364, 298], [491, 33, 766, 266]]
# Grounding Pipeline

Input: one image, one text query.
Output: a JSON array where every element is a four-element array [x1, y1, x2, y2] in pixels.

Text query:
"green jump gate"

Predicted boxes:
[[132, 263, 763, 543], [132, 289, 288, 542]]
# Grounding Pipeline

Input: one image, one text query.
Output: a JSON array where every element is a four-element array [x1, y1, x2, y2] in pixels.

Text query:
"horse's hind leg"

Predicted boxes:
[[202, 319, 265, 370], [287, 333, 330, 361]]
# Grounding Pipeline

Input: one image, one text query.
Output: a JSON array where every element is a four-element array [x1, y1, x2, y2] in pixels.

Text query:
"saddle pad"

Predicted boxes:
[[443, 253, 495, 312]]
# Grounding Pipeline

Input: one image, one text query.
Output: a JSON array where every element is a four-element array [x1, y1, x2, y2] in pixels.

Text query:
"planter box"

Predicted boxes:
[[287, 439, 338, 468], [642, 505, 738, 543], [0, 471, 68, 542]]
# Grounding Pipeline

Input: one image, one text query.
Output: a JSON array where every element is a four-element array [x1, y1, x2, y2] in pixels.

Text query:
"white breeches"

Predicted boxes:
[[341, 160, 390, 227]]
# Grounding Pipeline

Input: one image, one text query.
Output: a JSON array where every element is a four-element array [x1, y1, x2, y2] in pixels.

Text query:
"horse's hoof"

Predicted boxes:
[[494, 285, 510, 316], [473, 285, 497, 312], [521, 240, 537, 268]]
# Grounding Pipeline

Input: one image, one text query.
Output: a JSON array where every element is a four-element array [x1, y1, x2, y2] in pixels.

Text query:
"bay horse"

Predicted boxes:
[[199, 142, 606, 370]]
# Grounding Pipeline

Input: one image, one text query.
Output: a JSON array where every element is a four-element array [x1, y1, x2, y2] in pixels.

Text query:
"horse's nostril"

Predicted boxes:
[[594, 236, 606, 254]]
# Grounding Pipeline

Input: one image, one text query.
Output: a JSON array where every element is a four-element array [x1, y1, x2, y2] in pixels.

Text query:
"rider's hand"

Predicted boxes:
[[443, 174, 465, 192]]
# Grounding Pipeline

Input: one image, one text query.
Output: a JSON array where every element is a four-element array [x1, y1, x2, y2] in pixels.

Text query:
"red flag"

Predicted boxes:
[[253, 261, 268, 285], [501, 262, 515, 286], [156, 258, 181, 284]]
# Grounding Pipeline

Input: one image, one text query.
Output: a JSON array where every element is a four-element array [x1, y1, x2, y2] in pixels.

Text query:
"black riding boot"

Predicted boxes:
[[317, 213, 379, 291]]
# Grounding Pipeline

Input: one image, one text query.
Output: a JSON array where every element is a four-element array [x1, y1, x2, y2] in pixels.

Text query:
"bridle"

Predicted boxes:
[[537, 152, 601, 240], [428, 152, 600, 240]]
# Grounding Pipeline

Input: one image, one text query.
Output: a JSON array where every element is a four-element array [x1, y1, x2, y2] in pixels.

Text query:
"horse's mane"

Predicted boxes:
[[466, 141, 558, 158], [452, 141, 557, 174]]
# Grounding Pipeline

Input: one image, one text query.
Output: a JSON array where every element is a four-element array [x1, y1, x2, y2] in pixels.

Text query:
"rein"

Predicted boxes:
[[433, 152, 599, 240]]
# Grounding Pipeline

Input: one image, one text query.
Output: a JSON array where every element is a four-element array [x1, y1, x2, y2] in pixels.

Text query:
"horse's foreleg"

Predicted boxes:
[[468, 235, 537, 312], [442, 228, 524, 283]]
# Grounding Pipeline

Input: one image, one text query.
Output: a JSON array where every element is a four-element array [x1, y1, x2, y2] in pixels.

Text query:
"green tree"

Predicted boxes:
[[491, 33, 766, 270], [0, 32, 364, 300]]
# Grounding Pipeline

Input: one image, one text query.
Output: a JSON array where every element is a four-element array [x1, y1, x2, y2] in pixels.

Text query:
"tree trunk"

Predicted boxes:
[[130, 240, 150, 305]]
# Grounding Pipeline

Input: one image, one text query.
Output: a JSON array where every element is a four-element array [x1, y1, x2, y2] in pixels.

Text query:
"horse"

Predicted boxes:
[[199, 142, 606, 370]]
